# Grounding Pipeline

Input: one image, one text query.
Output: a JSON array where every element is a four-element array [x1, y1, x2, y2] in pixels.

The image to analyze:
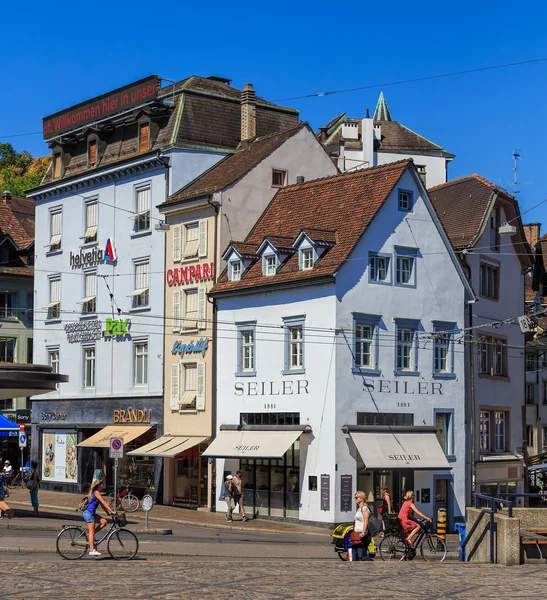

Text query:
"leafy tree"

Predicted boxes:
[[0, 143, 49, 196]]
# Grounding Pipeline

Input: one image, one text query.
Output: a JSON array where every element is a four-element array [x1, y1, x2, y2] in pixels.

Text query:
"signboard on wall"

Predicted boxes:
[[42, 430, 78, 483], [321, 474, 330, 511], [340, 474, 353, 512]]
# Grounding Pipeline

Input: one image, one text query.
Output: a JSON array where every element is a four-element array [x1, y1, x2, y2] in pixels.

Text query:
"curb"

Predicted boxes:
[[0, 522, 172, 535], [6, 501, 329, 537]]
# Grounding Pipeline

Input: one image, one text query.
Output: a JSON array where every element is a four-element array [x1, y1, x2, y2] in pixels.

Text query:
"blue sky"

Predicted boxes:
[[3, 0, 547, 224]]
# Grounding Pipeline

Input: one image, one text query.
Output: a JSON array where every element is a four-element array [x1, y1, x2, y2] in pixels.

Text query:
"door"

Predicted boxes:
[[434, 476, 452, 531]]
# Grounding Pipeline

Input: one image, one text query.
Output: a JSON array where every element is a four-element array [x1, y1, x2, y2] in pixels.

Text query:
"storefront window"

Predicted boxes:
[[117, 429, 156, 491], [175, 441, 209, 507], [357, 413, 413, 426]]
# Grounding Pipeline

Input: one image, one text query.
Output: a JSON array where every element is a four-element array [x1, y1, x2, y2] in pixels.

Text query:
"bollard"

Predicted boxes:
[[437, 508, 447, 541]]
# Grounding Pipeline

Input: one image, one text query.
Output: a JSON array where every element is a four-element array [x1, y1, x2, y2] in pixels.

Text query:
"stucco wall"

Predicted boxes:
[[170, 150, 226, 196]]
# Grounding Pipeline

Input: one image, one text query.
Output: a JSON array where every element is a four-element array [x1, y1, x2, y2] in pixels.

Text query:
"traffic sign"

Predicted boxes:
[[19, 432, 27, 448], [109, 437, 124, 459], [142, 494, 153, 512]]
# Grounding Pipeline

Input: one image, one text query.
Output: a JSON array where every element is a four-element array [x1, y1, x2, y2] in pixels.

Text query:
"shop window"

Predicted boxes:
[[240, 413, 300, 426], [480, 262, 499, 299], [237, 323, 256, 376], [0, 399, 13, 410], [0, 337, 16, 362], [272, 169, 287, 188], [369, 254, 390, 284], [134, 341, 148, 386], [82, 199, 98, 243], [135, 185, 151, 232], [0, 292, 16, 318], [47, 276, 61, 320], [139, 121, 150, 152], [131, 260, 149, 309], [357, 413, 413, 426], [83, 345, 96, 389], [478, 335, 507, 377], [435, 411, 453, 456], [79, 271, 97, 315], [283, 316, 304, 374], [48, 209, 62, 251]]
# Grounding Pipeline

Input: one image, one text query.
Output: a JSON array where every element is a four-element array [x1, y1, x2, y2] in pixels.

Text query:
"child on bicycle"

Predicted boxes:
[[82, 476, 116, 557]]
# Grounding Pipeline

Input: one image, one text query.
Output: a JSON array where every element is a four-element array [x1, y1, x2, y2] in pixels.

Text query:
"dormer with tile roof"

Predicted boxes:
[[318, 91, 453, 188]]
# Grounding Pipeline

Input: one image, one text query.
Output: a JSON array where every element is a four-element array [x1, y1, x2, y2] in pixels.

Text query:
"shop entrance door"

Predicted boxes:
[[433, 476, 452, 530]]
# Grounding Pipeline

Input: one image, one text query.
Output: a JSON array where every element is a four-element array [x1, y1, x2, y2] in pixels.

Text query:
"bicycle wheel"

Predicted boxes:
[[56, 526, 88, 560], [420, 534, 447, 562], [121, 493, 139, 512], [379, 534, 406, 561], [107, 528, 139, 560]]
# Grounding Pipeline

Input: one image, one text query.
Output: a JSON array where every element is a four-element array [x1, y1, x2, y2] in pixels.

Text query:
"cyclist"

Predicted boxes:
[[82, 476, 116, 557], [0, 471, 13, 519], [398, 490, 431, 547]]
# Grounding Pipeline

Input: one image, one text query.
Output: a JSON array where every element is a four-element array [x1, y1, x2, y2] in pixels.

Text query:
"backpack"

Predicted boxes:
[[77, 496, 89, 511], [366, 505, 383, 537]]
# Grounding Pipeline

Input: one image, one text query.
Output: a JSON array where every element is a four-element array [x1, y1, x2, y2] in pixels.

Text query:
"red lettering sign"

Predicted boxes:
[[166, 263, 215, 286]]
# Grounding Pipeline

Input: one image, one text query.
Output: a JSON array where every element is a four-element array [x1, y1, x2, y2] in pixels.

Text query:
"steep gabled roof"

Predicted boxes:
[[211, 160, 411, 294], [0, 194, 35, 277], [160, 123, 308, 207]]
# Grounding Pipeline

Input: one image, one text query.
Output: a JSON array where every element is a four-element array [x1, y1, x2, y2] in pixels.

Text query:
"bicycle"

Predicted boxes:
[[379, 518, 447, 562], [56, 513, 139, 560], [107, 486, 139, 512], [8, 470, 29, 488]]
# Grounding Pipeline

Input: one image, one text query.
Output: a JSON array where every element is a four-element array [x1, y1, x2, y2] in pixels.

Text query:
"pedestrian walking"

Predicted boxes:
[[82, 476, 116, 557], [379, 486, 393, 532], [3, 461, 13, 485], [232, 470, 249, 522], [350, 491, 373, 561], [398, 490, 432, 547], [28, 461, 40, 517], [0, 471, 14, 519], [224, 474, 235, 522]]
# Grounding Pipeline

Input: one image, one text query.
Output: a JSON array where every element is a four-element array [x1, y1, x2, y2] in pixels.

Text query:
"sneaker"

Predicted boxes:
[[226, 518, 233, 522], [225, 514, 230, 521], [242, 516, 249, 522], [89, 549, 101, 557]]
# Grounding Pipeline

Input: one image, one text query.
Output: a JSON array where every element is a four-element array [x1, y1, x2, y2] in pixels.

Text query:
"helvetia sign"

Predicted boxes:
[[70, 238, 117, 267]]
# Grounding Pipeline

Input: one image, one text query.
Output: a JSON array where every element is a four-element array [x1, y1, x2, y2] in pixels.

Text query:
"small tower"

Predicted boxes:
[[373, 91, 392, 122]]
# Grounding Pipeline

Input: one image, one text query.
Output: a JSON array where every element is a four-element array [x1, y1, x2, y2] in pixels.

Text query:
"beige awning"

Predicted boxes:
[[201, 429, 302, 459], [78, 425, 152, 448], [349, 431, 451, 470], [127, 435, 207, 458]]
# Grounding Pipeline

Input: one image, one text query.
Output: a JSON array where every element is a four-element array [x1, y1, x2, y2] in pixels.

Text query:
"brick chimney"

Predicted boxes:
[[241, 83, 257, 143], [2, 190, 11, 204], [524, 223, 541, 249]]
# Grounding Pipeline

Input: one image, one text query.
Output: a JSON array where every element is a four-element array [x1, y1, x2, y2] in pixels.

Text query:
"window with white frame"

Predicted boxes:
[[526, 383, 536, 405], [131, 260, 149, 308], [398, 190, 412, 211], [527, 425, 534, 448], [47, 276, 61, 320], [264, 255, 277, 276], [48, 209, 62, 251], [183, 288, 198, 329], [300, 248, 314, 270], [238, 326, 255, 374], [480, 262, 499, 299], [83, 345, 96, 389], [395, 322, 418, 373], [0, 291, 16, 318], [478, 335, 507, 377], [80, 271, 97, 315], [180, 363, 197, 410], [48, 347, 59, 374], [0, 337, 16, 362], [479, 410, 490, 452], [82, 200, 98, 243], [230, 260, 242, 281], [183, 222, 199, 258], [355, 324, 373, 369], [288, 324, 303, 370], [272, 169, 287, 187], [433, 323, 456, 375], [134, 341, 148, 386], [396, 256, 413, 284], [369, 255, 390, 283], [435, 412, 453, 455], [135, 186, 151, 232]]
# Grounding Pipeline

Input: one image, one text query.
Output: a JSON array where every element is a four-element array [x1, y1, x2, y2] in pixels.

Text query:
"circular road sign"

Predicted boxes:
[[111, 438, 122, 451], [142, 494, 153, 512], [19, 433, 27, 446]]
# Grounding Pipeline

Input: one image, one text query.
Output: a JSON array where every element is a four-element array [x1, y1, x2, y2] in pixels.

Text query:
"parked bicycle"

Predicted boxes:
[[107, 486, 139, 512], [8, 469, 30, 488], [379, 518, 447, 562], [56, 513, 138, 560]]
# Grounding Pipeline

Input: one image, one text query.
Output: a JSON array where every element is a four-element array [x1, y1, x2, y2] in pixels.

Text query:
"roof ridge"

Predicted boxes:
[[428, 173, 512, 197], [239, 122, 306, 148]]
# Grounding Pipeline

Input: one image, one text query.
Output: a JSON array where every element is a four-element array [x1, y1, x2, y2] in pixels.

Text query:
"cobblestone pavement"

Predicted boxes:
[[1, 556, 546, 599]]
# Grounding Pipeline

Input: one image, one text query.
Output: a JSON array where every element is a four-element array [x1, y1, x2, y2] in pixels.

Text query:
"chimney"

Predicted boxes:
[[296, 176, 305, 184], [2, 190, 11, 204], [241, 83, 257, 143], [361, 109, 374, 169], [524, 223, 541, 249]]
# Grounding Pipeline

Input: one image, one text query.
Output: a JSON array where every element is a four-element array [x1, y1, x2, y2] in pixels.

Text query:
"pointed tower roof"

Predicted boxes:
[[373, 91, 392, 122]]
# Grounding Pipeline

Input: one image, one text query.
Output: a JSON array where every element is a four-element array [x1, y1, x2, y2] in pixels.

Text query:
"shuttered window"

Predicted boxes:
[[180, 363, 197, 409], [49, 210, 62, 250], [172, 225, 181, 262], [196, 362, 206, 410], [198, 220, 207, 258], [169, 363, 180, 410], [135, 186, 151, 231], [79, 271, 97, 314], [198, 286, 206, 330], [88, 139, 97, 166], [139, 122, 150, 152], [47, 276, 61, 320], [130, 260, 149, 308], [183, 222, 199, 258], [53, 152, 62, 178], [83, 200, 98, 243], [172, 290, 181, 333], [183, 288, 198, 329]]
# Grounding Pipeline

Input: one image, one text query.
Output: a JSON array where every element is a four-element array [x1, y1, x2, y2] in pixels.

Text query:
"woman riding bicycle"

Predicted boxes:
[[398, 490, 431, 547], [82, 476, 115, 557]]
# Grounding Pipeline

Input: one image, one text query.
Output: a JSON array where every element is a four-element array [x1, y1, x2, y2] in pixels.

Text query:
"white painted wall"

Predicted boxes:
[[169, 150, 226, 196]]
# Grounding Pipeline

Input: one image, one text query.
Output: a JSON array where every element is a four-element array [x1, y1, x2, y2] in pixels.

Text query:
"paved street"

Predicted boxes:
[[1, 555, 546, 599]]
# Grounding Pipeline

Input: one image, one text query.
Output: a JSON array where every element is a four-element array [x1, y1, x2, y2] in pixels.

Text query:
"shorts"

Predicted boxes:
[[30, 487, 39, 507], [82, 509, 97, 523]]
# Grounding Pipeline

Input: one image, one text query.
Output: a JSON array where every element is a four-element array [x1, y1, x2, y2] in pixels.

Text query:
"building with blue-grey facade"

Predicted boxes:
[[27, 75, 299, 495]]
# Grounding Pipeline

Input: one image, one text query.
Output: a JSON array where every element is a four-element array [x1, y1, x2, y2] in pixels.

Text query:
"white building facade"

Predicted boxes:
[[208, 161, 475, 527]]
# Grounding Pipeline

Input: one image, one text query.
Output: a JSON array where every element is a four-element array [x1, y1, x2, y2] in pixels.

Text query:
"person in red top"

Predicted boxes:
[[398, 490, 432, 546]]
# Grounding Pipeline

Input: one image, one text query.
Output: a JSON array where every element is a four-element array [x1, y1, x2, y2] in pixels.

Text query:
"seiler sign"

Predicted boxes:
[[43, 75, 159, 141]]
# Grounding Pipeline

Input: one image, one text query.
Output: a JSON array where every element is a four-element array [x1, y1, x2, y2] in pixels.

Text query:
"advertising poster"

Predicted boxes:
[[42, 430, 78, 483]]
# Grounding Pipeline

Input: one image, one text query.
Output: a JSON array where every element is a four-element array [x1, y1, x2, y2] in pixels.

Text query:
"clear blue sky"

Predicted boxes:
[[3, 0, 547, 224]]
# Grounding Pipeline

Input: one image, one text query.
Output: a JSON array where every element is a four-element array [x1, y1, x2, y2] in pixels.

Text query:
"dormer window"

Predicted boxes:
[[53, 150, 62, 179], [230, 261, 242, 282], [265, 255, 277, 276], [139, 121, 150, 152], [300, 248, 314, 270], [88, 137, 97, 167], [272, 169, 287, 188]]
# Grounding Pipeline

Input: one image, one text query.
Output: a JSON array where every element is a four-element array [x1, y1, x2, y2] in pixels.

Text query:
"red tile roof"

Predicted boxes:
[[211, 159, 411, 294], [0, 194, 35, 276]]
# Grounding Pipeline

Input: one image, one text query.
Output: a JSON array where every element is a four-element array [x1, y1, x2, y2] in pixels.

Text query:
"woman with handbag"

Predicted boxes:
[[350, 491, 373, 561]]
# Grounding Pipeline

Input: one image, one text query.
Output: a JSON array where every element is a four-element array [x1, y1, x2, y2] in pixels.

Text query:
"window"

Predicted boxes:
[[432, 323, 456, 376], [369, 255, 390, 283], [27, 292, 34, 324], [241, 412, 300, 426], [357, 413, 414, 426], [395, 321, 419, 373], [398, 190, 412, 211], [435, 412, 453, 455], [264, 255, 277, 276], [543, 426, 547, 448], [183, 222, 199, 258], [396, 256, 413, 284], [494, 412, 506, 451], [490, 207, 501, 252], [230, 261, 242, 282], [526, 352, 536, 372], [0, 292, 16, 318], [83, 346, 96, 389], [135, 186, 151, 232], [300, 248, 314, 270], [0, 399, 13, 411], [80, 271, 97, 315], [180, 363, 197, 410], [526, 383, 536, 405], [479, 411, 490, 452], [283, 317, 305, 374], [0, 337, 16, 362], [48, 348, 59, 374], [416, 165, 427, 187], [139, 121, 150, 152], [272, 169, 287, 187], [527, 425, 534, 448], [480, 262, 499, 299], [47, 276, 61, 320], [183, 288, 198, 329], [237, 324, 256, 375], [134, 341, 148, 386], [48, 209, 62, 251], [131, 260, 149, 308], [289, 326, 303, 369], [27, 338, 33, 364], [83, 200, 98, 243], [53, 151, 62, 179], [544, 380, 547, 405], [355, 324, 373, 369], [477, 335, 507, 377], [88, 138, 97, 167]]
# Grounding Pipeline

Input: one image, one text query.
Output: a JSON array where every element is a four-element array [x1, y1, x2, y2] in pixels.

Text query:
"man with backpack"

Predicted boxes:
[[232, 470, 249, 522]]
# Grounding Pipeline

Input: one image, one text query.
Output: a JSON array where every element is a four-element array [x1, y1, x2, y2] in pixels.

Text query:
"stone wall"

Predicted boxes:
[[465, 507, 520, 566]]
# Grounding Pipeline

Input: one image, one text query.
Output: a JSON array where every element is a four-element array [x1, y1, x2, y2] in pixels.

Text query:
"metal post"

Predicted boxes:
[[145, 510, 148, 529], [489, 508, 495, 564], [20, 447, 24, 488], [113, 458, 118, 512]]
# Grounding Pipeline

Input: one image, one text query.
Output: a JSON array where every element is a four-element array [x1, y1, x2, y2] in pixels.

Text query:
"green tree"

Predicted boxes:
[[0, 143, 49, 196]]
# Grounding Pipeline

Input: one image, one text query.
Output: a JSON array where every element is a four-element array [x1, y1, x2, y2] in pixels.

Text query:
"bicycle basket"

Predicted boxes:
[[114, 512, 127, 527]]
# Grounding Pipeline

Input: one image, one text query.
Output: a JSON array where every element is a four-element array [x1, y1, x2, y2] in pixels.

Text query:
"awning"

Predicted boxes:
[[128, 436, 207, 458], [346, 426, 451, 470], [0, 413, 20, 435], [78, 425, 151, 448], [202, 427, 305, 459]]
